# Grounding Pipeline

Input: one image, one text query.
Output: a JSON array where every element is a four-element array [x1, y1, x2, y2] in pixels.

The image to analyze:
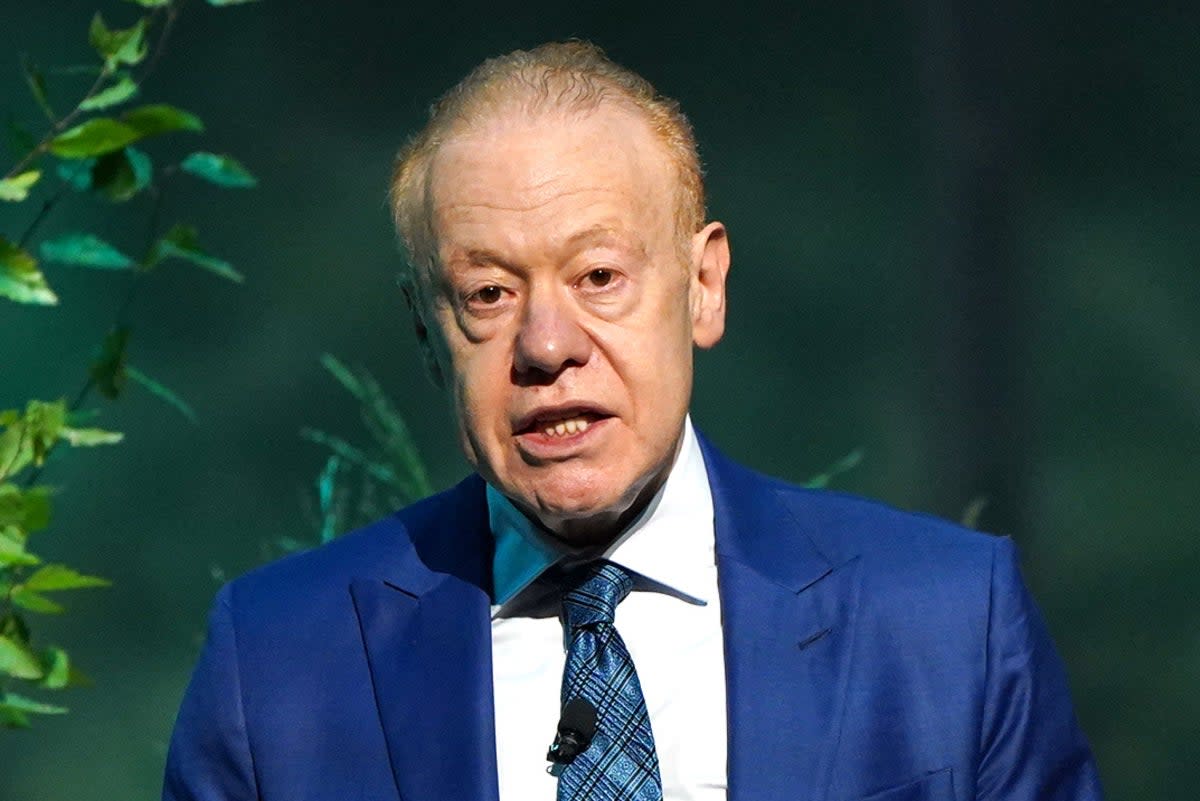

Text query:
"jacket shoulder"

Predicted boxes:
[[704, 434, 1003, 571], [705, 436, 1005, 604], [220, 474, 487, 618], [765, 479, 1008, 642], [779, 479, 1002, 568]]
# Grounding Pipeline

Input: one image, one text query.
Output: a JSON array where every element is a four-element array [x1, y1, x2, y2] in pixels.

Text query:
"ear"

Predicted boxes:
[[402, 282, 445, 389], [689, 221, 731, 349]]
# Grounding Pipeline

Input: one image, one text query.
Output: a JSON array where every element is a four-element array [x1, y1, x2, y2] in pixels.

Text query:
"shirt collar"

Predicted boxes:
[[488, 416, 715, 617]]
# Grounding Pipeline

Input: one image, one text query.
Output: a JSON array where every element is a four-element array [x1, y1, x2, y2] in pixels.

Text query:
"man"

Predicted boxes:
[[164, 42, 1102, 801]]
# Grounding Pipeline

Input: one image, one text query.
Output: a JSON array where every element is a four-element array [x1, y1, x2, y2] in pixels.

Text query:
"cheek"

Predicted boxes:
[[448, 342, 509, 441], [645, 283, 696, 368]]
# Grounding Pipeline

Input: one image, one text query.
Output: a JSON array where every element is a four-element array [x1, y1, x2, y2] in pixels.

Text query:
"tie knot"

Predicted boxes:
[[561, 562, 633, 630]]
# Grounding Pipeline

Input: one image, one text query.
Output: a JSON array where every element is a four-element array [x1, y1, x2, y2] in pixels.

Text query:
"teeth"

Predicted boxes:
[[540, 416, 591, 438]]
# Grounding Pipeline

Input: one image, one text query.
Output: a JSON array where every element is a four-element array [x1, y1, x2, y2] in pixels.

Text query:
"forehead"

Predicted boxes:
[[427, 104, 677, 255]]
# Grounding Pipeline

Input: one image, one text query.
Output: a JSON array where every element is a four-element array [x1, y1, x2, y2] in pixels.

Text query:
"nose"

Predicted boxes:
[[512, 286, 592, 382]]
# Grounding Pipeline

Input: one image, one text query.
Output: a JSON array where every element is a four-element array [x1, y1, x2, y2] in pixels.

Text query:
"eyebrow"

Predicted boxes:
[[457, 248, 511, 268], [443, 225, 648, 272], [561, 225, 647, 258], [436, 243, 521, 277]]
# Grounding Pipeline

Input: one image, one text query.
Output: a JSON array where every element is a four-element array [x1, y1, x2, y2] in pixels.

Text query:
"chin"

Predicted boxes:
[[531, 481, 620, 522], [521, 468, 651, 537]]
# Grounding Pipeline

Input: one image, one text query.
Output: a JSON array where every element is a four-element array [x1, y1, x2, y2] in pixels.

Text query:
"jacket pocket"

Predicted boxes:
[[849, 767, 954, 801]]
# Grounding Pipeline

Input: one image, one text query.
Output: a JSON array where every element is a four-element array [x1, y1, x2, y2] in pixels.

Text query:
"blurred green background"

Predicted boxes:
[[2, 1, 1196, 798]]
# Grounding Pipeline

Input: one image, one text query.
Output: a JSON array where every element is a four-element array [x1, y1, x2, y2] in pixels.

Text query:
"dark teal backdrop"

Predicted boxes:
[[2, 1, 1195, 798]]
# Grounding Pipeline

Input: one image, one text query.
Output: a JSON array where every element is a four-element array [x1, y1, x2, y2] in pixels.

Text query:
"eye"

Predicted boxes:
[[574, 266, 625, 300], [469, 285, 503, 305], [585, 268, 614, 288]]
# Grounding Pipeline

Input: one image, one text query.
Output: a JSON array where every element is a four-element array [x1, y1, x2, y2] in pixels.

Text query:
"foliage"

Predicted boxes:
[[1, 0, 257, 728], [802, 448, 863, 490], [294, 355, 434, 551], [294, 355, 861, 552], [0, 401, 117, 726]]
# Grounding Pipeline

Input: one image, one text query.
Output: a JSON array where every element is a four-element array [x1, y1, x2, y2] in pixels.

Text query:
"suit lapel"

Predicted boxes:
[[350, 477, 500, 801], [700, 436, 863, 801], [347, 440, 862, 801]]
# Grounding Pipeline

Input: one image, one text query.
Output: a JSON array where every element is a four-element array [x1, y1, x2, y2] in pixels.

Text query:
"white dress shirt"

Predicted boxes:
[[489, 417, 728, 800]]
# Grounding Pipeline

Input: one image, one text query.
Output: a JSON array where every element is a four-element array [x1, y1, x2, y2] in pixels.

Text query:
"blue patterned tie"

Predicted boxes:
[[557, 561, 663, 801]]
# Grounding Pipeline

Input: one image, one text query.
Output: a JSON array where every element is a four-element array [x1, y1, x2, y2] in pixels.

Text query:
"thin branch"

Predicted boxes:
[[114, 185, 164, 327], [15, 181, 73, 249], [3, 64, 111, 182], [12, 3, 185, 488], [2, 1, 180, 183], [15, 156, 93, 247], [138, 2, 185, 89]]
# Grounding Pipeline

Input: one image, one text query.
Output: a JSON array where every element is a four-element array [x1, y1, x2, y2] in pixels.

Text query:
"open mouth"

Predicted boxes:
[[515, 408, 611, 439]]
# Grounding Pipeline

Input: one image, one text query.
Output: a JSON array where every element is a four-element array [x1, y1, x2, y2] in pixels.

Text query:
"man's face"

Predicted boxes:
[[420, 103, 729, 542]]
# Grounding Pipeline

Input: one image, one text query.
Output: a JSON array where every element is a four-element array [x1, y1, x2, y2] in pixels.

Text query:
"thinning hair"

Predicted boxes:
[[389, 41, 705, 289]]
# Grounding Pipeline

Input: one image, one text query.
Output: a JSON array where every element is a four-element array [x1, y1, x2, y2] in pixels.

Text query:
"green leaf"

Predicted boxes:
[[125, 0, 171, 6], [60, 426, 123, 446], [0, 613, 30, 645], [22, 400, 67, 466], [300, 428, 401, 488], [0, 634, 44, 679], [0, 692, 68, 715], [11, 588, 65, 614], [0, 410, 65, 479], [38, 647, 71, 689], [0, 520, 28, 543], [1, 520, 38, 562], [317, 357, 433, 502], [89, 14, 148, 68], [57, 158, 96, 190], [122, 104, 204, 137], [91, 146, 154, 201], [20, 54, 54, 121], [25, 564, 110, 592], [320, 353, 365, 397], [0, 237, 57, 306], [40, 234, 135, 270], [272, 536, 307, 555], [0, 706, 31, 728], [0, 519, 22, 542], [0, 541, 40, 567], [0, 427, 30, 482], [127, 366, 197, 422], [0, 484, 53, 533], [90, 327, 131, 400], [79, 74, 139, 111], [180, 152, 257, 188], [48, 118, 142, 158], [960, 495, 989, 530], [98, 146, 153, 200], [316, 454, 341, 543], [149, 224, 243, 282], [23, 487, 52, 533], [803, 448, 864, 489], [0, 170, 41, 202], [0, 485, 24, 527]]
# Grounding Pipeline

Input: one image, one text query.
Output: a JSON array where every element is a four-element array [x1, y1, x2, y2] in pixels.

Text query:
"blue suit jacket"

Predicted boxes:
[[163, 435, 1102, 801]]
